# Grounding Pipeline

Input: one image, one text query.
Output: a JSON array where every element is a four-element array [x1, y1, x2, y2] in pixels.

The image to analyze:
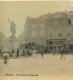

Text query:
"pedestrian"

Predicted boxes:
[[17, 48, 19, 57], [41, 49, 44, 58], [4, 55, 8, 64], [3, 52, 9, 64], [0, 50, 1, 54], [23, 49, 25, 56], [60, 47, 65, 60], [0, 50, 2, 56]]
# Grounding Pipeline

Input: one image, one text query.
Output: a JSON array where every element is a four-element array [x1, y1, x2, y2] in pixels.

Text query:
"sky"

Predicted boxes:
[[0, 1, 73, 38]]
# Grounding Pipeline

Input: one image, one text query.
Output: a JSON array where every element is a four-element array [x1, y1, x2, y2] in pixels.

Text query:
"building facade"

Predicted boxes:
[[0, 32, 5, 51], [19, 11, 73, 51], [18, 30, 25, 49], [0, 32, 9, 51]]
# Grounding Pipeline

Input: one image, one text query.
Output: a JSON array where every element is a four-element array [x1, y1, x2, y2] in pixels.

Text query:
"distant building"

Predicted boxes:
[[0, 32, 5, 50], [18, 30, 25, 49], [0, 32, 8, 51]]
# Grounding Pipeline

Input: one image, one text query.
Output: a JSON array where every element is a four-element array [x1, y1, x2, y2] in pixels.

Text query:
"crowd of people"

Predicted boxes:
[[0, 47, 66, 59], [0, 47, 67, 64]]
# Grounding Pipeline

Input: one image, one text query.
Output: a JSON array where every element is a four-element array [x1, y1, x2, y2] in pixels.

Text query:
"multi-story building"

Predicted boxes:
[[19, 11, 73, 52], [0, 33, 18, 53]]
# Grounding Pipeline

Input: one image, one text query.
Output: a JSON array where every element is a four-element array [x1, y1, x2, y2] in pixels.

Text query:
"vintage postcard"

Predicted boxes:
[[0, 1, 73, 80]]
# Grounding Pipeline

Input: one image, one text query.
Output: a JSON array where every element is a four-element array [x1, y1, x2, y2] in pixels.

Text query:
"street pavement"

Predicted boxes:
[[0, 54, 73, 80]]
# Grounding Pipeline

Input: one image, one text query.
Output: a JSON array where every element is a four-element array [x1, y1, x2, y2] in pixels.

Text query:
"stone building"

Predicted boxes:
[[19, 11, 73, 51], [18, 30, 25, 49], [0, 32, 9, 51], [0, 32, 5, 51]]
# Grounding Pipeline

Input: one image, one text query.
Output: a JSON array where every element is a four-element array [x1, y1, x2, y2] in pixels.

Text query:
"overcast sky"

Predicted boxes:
[[0, 1, 73, 38]]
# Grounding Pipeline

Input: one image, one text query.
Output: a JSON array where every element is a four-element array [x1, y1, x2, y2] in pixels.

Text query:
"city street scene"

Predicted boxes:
[[0, 1, 73, 80]]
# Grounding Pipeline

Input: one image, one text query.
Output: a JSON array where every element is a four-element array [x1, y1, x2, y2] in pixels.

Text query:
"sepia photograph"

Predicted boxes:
[[0, 1, 73, 80]]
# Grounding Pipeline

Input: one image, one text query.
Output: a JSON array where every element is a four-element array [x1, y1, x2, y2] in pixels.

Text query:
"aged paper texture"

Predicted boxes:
[[0, 1, 73, 80]]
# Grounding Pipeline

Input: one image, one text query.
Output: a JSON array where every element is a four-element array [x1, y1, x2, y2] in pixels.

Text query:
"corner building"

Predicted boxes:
[[22, 11, 73, 51]]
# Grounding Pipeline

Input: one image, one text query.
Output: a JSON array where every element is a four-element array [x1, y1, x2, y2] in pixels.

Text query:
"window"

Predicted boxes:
[[32, 24, 36, 29], [68, 32, 71, 36], [40, 23, 44, 29], [40, 30, 44, 37], [57, 29, 62, 37], [49, 29, 53, 36], [32, 31, 36, 38], [49, 41, 52, 45], [67, 28, 72, 36], [49, 46, 53, 50], [58, 33, 62, 37], [50, 33, 52, 36], [68, 19, 71, 24], [41, 23, 44, 28]]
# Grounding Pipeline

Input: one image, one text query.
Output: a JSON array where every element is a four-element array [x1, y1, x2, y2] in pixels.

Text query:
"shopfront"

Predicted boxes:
[[46, 39, 65, 52]]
